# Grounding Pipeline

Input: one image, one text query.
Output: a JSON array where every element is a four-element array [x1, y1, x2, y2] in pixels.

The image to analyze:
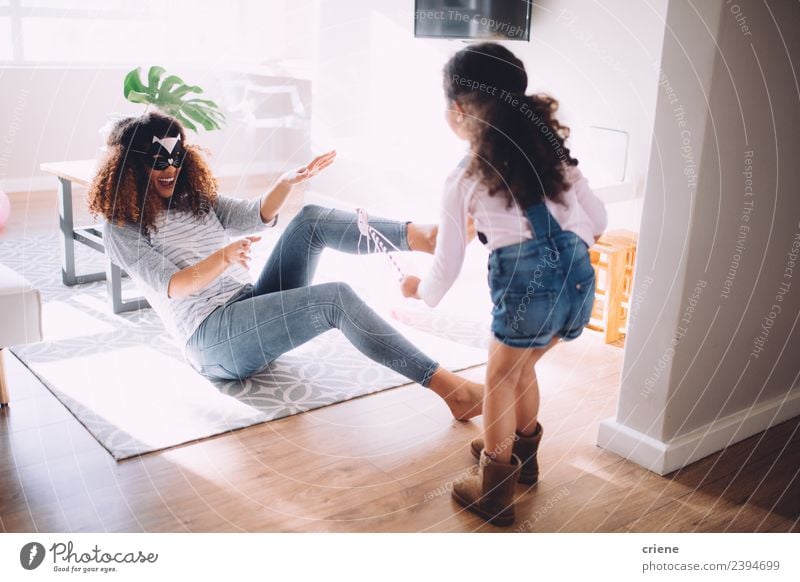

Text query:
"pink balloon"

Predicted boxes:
[[0, 189, 10, 228]]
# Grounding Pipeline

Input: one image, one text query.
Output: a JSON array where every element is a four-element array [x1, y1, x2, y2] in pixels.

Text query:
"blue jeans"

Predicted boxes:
[[488, 201, 597, 349], [185, 205, 440, 386]]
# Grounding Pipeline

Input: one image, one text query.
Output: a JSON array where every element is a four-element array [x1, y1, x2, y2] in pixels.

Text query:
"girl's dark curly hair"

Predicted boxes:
[[444, 42, 578, 208], [88, 110, 218, 237]]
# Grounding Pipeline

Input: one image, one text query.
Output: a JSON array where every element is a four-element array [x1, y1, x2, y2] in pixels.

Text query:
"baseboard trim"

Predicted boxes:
[[597, 388, 800, 475], [1, 176, 54, 193]]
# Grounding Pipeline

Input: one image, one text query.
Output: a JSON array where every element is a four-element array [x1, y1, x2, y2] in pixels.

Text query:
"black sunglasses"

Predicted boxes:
[[148, 153, 184, 171], [129, 145, 185, 170]]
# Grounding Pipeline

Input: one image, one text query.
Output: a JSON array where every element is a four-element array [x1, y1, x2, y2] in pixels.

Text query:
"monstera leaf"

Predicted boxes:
[[123, 66, 226, 132]]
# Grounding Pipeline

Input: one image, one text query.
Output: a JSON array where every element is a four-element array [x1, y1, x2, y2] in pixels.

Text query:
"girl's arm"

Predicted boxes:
[[167, 236, 261, 299], [402, 172, 471, 307], [260, 151, 337, 223], [569, 166, 608, 243]]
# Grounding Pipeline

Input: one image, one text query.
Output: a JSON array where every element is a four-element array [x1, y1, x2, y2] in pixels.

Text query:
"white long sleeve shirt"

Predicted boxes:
[[417, 160, 608, 307]]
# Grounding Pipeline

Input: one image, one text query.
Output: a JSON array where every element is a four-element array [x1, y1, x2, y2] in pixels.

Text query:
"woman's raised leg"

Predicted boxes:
[[252, 204, 436, 295]]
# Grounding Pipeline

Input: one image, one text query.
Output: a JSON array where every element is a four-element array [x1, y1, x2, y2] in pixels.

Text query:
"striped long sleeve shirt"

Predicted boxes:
[[103, 194, 277, 354]]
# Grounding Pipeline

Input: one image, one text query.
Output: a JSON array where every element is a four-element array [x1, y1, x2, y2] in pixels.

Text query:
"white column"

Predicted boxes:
[[597, 0, 800, 474]]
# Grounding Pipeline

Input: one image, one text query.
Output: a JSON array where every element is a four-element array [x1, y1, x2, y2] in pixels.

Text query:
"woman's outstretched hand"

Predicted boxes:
[[222, 236, 262, 270], [400, 275, 422, 300], [169, 235, 262, 299], [280, 150, 337, 185]]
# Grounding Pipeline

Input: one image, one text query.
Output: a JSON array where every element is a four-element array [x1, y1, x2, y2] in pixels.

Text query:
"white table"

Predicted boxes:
[[39, 159, 149, 314]]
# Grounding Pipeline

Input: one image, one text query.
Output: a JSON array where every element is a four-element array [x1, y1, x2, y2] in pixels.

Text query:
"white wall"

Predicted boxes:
[[0, 65, 311, 194], [511, 0, 669, 193], [0, 0, 314, 195], [598, 0, 800, 474], [1, 1, 667, 206], [307, 0, 668, 221]]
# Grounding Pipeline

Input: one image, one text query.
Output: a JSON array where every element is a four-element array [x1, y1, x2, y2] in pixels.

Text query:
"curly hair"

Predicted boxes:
[[443, 42, 578, 209], [88, 110, 218, 237]]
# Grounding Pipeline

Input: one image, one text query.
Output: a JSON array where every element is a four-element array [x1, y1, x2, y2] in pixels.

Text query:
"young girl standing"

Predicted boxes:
[[401, 43, 607, 525]]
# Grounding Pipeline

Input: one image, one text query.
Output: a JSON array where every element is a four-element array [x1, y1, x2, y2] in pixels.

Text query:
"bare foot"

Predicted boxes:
[[407, 223, 438, 254], [444, 380, 484, 421], [428, 368, 484, 421]]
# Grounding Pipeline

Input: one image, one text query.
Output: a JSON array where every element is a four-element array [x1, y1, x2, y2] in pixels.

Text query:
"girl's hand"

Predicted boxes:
[[222, 236, 261, 270], [280, 150, 337, 185], [400, 275, 422, 299]]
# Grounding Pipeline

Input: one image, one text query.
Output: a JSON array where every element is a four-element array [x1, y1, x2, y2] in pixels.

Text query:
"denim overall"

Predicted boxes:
[[487, 200, 596, 348]]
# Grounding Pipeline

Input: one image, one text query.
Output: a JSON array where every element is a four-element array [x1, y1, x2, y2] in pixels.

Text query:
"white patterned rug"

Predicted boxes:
[[2, 234, 487, 461]]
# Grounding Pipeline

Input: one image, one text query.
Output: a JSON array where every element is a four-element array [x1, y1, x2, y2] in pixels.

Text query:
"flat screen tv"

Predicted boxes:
[[415, 0, 532, 41]]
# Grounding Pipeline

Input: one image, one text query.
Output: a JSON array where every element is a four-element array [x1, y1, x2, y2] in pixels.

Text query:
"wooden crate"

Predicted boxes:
[[587, 230, 638, 344]]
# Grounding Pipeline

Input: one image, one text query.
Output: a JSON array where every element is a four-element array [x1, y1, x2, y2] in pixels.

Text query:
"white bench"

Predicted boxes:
[[0, 263, 43, 406]]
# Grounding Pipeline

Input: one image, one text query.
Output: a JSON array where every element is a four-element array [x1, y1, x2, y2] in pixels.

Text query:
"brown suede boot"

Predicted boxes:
[[452, 450, 522, 526], [470, 423, 543, 485]]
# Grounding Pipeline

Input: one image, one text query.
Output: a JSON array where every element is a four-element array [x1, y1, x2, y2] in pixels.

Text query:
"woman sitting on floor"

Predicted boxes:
[[87, 110, 482, 420]]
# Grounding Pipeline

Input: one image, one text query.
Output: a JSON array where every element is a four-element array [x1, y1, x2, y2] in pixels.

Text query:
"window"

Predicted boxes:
[[0, 15, 12, 61], [0, 0, 288, 65]]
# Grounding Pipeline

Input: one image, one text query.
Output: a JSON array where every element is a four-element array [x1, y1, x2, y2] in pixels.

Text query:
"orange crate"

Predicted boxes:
[[587, 230, 638, 344]]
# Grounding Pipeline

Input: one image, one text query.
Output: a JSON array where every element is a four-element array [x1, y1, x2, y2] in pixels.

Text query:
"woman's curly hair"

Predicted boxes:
[[88, 110, 218, 237], [444, 42, 578, 209]]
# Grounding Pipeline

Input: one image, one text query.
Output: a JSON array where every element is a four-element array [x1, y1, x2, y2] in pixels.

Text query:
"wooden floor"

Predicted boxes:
[[1, 191, 798, 533]]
